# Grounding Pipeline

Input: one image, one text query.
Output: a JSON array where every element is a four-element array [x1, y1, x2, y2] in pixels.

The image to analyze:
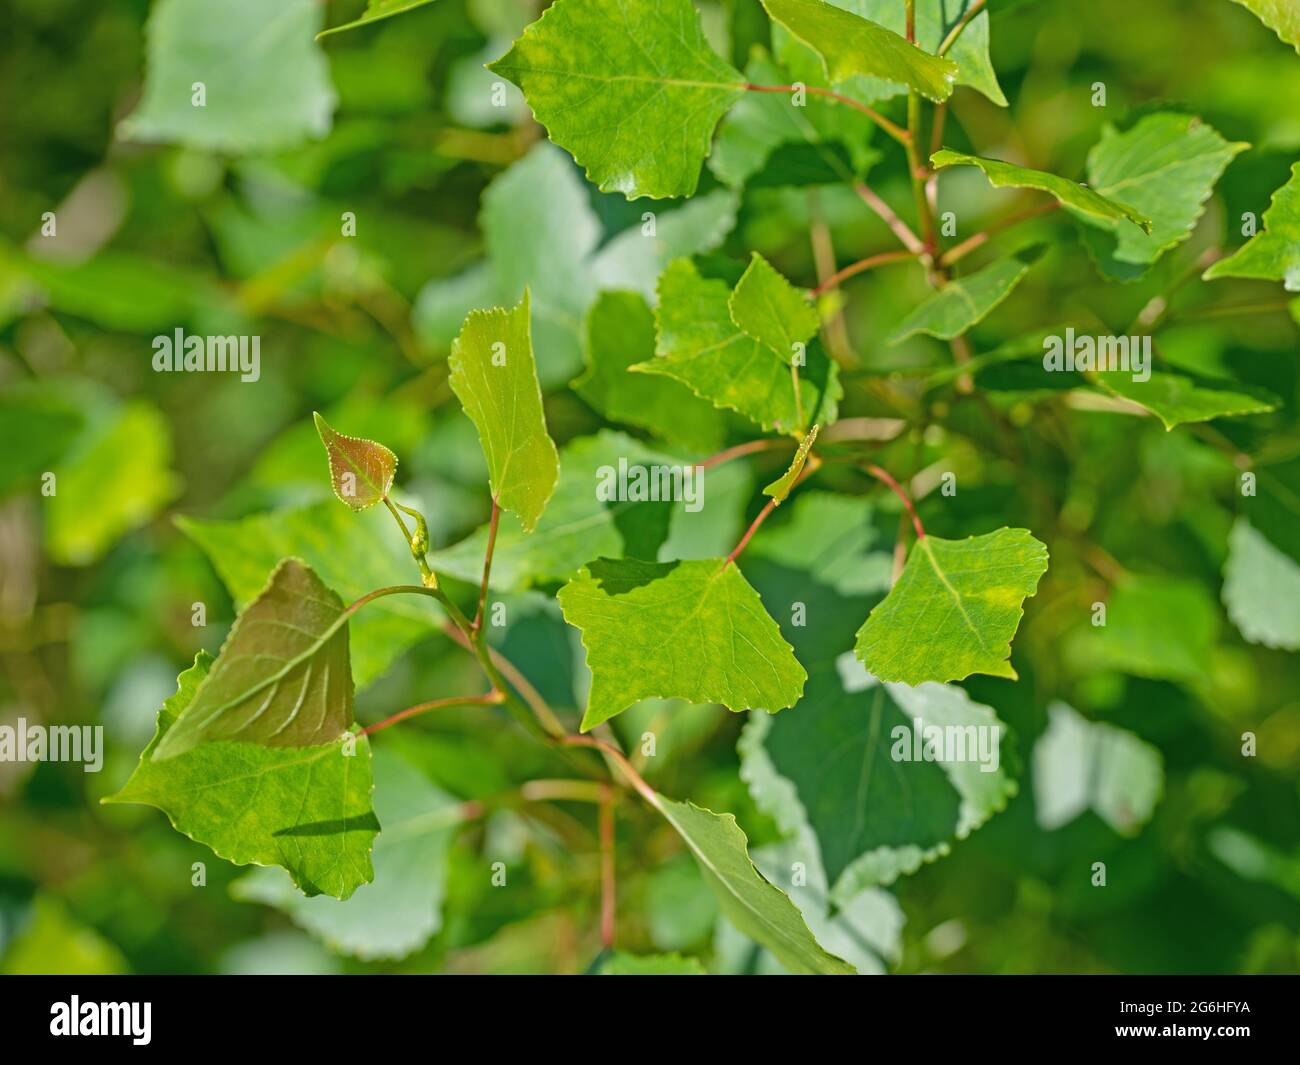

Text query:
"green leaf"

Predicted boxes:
[[856, 528, 1049, 684], [417, 144, 738, 385], [710, 48, 879, 188], [318, 0, 439, 38], [761, 0, 959, 102], [231, 748, 457, 960], [763, 424, 819, 503], [45, 401, 180, 567], [312, 412, 398, 511], [930, 148, 1151, 231], [636, 258, 841, 436], [889, 246, 1043, 343], [1227, 0, 1300, 52], [1074, 574, 1220, 681], [557, 557, 807, 731], [1223, 518, 1300, 650], [0, 384, 86, 499], [119, 0, 335, 152], [1082, 113, 1249, 268], [1245, 455, 1300, 568], [597, 950, 708, 975], [106, 653, 378, 900], [729, 252, 821, 364], [154, 559, 355, 760], [743, 669, 1016, 891], [1091, 369, 1278, 430], [651, 794, 855, 974], [487, 0, 745, 199], [1205, 162, 1300, 291], [572, 292, 727, 453], [448, 290, 560, 532], [1033, 702, 1163, 836], [427, 431, 682, 591], [179, 502, 439, 689], [0, 896, 127, 976], [854, 0, 1006, 106]]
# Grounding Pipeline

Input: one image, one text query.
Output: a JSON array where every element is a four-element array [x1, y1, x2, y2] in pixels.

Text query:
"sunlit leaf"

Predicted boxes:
[[313, 412, 397, 511]]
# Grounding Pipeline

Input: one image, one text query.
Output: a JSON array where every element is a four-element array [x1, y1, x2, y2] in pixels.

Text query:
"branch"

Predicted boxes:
[[939, 201, 1059, 267], [809, 249, 921, 297], [865, 463, 926, 540], [599, 784, 616, 949], [561, 735, 659, 806], [853, 181, 927, 254], [722, 453, 823, 567], [744, 83, 910, 145], [359, 692, 504, 736], [938, 0, 987, 56], [700, 438, 789, 470], [473, 498, 501, 632]]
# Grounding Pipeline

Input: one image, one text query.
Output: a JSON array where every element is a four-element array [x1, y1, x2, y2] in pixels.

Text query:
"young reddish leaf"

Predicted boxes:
[[313, 412, 398, 511], [153, 558, 355, 760]]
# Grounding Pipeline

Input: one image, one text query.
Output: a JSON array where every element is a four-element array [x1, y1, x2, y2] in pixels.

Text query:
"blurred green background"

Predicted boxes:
[[1, 0, 1298, 975]]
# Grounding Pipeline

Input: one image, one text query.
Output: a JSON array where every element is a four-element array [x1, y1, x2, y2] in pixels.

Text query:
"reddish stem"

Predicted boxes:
[[724, 497, 778, 568], [700, 438, 786, 470], [359, 692, 503, 736], [473, 498, 500, 632], [865, 464, 926, 540], [810, 249, 920, 297], [744, 83, 910, 144], [599, 785, 615, 949], [562, 736, 659, 807]]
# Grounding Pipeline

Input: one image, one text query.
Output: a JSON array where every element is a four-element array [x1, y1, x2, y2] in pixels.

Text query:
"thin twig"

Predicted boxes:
[[599, 785, 616, 949], [562, 736, 659, 806], [853, 181, 927, 254], [939, 201, 1060, 267], [360, 692, 504, 736], [700, 438, 789, 470], [473, 498, 500, 632], [810, 249, 921, 297], [938, 0, 987, 56], [865, 464, 926, 540], [744, 83, 910, 145]]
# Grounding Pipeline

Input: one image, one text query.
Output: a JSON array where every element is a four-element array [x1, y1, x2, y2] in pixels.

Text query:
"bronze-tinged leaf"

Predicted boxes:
[[314, 411, 398, 511], [153, 558, 355, 760]]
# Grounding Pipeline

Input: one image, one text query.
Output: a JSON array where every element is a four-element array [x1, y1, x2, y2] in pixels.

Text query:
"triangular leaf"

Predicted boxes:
[[558, 557, 807, 731], [487, 0, 745, 199], [729, 252, 821, 364], [890, 246, 1043, 343], [1091, 369, 1278, 430], [448, 290, 560, 532], [930, 148, 1151, 231], [855, 528, 1049, 684], [231, 747, 457, 960], [636, 258, 841, 436], [572, 292, 727, 453], [1204, 161, 1300, 291], [313, 412, 397, 511], [1083, 113, 1248, 268], [154, 559, 355, 760], [106, 653, 378, 900], [761, 0, 959, 102]]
